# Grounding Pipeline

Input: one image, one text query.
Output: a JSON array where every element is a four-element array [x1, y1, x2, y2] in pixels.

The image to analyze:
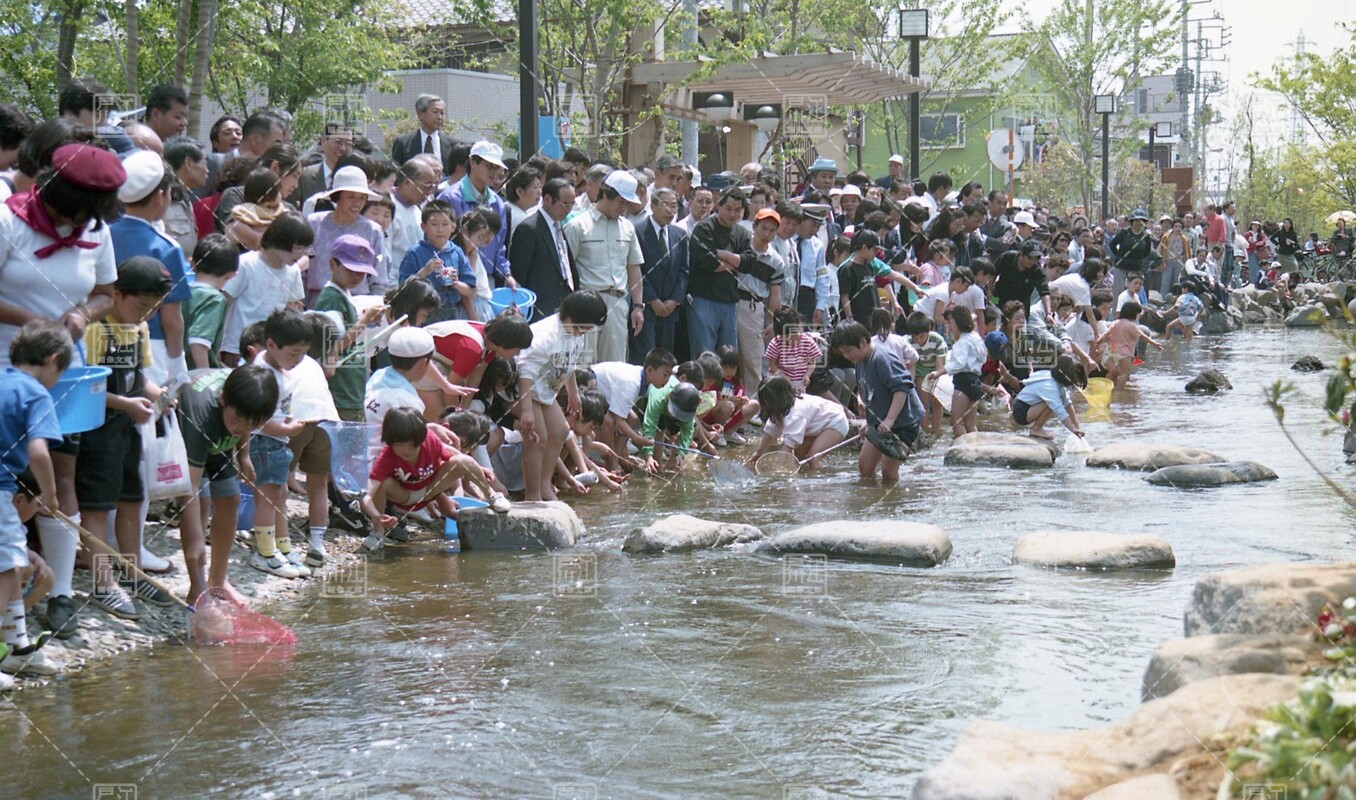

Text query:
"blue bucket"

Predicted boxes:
[[442, 495, 489, 538], [237, 484, 255, 530], [50, 366, 111, 434], [488, 287, 537, 321]]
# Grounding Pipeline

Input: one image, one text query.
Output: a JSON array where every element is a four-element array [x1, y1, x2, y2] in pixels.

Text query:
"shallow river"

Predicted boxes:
[[7, 327, 1355, 799]]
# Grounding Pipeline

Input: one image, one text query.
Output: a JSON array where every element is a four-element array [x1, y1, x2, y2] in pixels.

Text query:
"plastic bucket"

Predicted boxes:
[[443, 495, 489, 539], [50, 366, 112, 434], [1082, 377, 1113, 408], [488, 287, 537, 321], [319, 421, 379, 495], [237, 484, 255, 531]]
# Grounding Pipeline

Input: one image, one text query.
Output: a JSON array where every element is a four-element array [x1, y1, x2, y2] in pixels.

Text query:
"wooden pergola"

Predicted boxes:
[[623, 50, 930, 170]]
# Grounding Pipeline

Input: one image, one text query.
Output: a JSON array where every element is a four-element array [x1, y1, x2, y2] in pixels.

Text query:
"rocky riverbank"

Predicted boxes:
[[911, 560, 1356, 799], [1140, 280, 1356, 336]]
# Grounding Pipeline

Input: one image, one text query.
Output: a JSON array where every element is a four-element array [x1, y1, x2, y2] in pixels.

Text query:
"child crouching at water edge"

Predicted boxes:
[[361, 408, 508, 543], [1012, 355, 1086, 441], [747, 376, 850, 470], [829, 320, 923, 483]]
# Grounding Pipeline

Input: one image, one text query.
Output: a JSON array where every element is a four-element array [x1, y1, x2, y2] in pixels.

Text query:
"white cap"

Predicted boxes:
[[469, 140, 506, 169], [603, 169, 641, 204], [888, 154, 905, 165], [387, 327, 435, 358], [324, 166, 381, 200], [117, 150, 166, 204], [840, 184, 863, 198], [828, 187, 842, 197], [1013, 210, 1040, 228]]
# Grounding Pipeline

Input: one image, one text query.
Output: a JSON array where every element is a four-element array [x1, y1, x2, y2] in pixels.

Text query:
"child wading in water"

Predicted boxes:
[[747, 376, 850, 469], [1095, 301, 1163, 389], [1012, 355, 1086, 441], [830, 319, 923, 483], [929, 306, 985, 437]]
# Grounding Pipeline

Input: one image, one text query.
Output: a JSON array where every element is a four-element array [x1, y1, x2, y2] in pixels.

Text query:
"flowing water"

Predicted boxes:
[[7, 328, 1355, 799]]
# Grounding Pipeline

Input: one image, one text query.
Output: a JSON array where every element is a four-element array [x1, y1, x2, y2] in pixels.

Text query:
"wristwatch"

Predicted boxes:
[[632, 303, 644, 310]]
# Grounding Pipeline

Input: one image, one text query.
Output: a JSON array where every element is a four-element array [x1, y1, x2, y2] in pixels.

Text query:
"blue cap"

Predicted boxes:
[[1130, 208, 1150, 221], [809, 157, 838, 174], [984, 331, 1009, 353]]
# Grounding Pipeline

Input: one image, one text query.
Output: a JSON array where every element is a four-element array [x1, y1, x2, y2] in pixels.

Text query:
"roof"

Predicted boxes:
[[392, 0, 514, 28], [632, 50, 929, 106]]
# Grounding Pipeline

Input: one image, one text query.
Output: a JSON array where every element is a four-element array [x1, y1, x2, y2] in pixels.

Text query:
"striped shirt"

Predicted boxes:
[[765, 334, 822, 389]]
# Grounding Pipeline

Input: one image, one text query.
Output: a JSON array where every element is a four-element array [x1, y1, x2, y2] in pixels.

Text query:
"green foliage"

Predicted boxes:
[[1021, 141, 1084, 211]]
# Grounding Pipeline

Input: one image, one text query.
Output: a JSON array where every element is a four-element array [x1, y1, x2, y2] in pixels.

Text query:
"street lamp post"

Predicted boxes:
[[518, 0, 538, 157], [898, 6, 929, 182], [1095, 94, 1116, 224]]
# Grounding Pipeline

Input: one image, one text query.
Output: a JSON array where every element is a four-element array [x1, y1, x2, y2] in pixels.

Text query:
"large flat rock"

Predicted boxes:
[[953, 431, 1059, 458], [459, 501, 583, 549], [1013, 531, 1175, 570], [758, 521, 951, 566], [1142, 633, 1313, 701], [944, 442, 1055, 469], [911, 674, 1300, 800], [1184, 561, 1356, 637], [622, 514, 765, 553], [1085, 442, 1224, 471], [1144, 461, 1277, 487], [1083, 774, 1180, 800]]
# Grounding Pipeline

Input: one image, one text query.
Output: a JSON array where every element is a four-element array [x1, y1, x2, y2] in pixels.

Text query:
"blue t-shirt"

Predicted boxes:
[[855, 346, 923, 432], [109, 216, 194, 340], [398, 239, 477, 314], [0, 367, 63, 493]]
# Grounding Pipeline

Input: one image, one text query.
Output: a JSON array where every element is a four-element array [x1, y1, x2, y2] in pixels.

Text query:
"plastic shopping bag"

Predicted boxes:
[[147, 413, 192, 500]]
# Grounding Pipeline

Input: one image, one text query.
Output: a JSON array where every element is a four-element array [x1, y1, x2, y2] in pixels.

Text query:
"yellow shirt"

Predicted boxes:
[[83, 319, 152, 397]]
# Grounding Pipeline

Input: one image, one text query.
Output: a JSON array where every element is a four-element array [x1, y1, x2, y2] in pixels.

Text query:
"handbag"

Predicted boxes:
[[146, 413, 192, 500]]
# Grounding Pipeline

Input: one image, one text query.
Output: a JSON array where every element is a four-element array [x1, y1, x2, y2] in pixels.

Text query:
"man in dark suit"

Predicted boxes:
[[509, 177, 578, 318], [390, 95, 453, 172], [287, 122, 353, 206], [633, 187, 688, 362]]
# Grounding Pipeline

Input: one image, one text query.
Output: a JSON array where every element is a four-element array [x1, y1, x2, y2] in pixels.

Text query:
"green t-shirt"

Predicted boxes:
[[183, 283, 227, 368], [315, 284, 365, 411], [914, 330, 948, 382], [639, 382, 695, 457]]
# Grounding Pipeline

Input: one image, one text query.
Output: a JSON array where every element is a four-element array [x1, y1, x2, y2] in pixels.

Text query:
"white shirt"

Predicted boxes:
[[509, 202, 538, 241], [390, 195, 424, 283], [764, 394, 848, 447], [591, 361, 645, 418], [922, 192, 941, 223], [915, 283, 983, 320], [1062, 312, 1095, 357], [517, 314, 599, 403], [420, 131, 441, 156], [364, 366, 424, 461], [0, 205, 117, 366], [221, 251, 304, 355], [251, 351, 298, 442], [1050, 273, 1092, 307], [945, 330, 986, 375], [875, 333, 919, 371]]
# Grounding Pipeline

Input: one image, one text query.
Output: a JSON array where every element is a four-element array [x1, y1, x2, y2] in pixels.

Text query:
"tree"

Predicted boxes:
[[1256, 24, 1356, 209], [1019, 0, 1182, 215], [1021, 141, 1086, 213]]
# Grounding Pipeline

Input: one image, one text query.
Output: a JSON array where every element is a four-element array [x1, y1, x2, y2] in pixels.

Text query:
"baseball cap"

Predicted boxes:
[[330, 234, 377, 275], [603, 169, 641, 204], [1018, 239, 1045, 257], [469, 140, 507, 169], [387, 327, 435, 358], [666, 382, 701, 424], [1013, 211, 1040, 228], [118, 150, 167, 204], [753, 208, 781, 226], [983, 331, 1009, 354], [114, 255, 174, 295]]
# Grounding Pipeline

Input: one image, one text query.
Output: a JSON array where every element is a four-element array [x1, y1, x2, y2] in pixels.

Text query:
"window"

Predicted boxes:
[[920, 113, 964, 150]]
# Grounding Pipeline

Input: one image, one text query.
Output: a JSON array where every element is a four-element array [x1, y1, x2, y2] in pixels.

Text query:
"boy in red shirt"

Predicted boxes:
[[360, 407, 507, 548]]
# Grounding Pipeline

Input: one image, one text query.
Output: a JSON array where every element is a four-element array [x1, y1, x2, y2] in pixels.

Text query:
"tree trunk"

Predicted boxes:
[[174, 0, 194, 86], [124, 0, 139, 95], [56, 0, 85, 93], [187, 0, 218, 137]]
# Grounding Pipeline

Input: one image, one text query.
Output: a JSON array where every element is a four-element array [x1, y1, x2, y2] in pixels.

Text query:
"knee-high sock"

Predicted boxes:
[[37, 513, 79, 598]]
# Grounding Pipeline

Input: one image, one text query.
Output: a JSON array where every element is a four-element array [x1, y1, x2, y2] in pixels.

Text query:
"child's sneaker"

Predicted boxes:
[[1, 643, 61, 677], [248, 551, 302, 579], [91, 584, 141, 619], [726, 431, 748, 446], [361, 533, 384, 552], [284, 550, 312, 578], [489, 492, 512, 514], [119, 577, 177, 608], [304, 545, 326, 569]]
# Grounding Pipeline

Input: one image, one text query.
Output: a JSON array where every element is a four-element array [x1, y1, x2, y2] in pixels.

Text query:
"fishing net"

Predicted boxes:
[[864, 427, 912, 462], [754, 451, 801, 477], [707, 456, 758, 485], [190, 588, 296, 646]]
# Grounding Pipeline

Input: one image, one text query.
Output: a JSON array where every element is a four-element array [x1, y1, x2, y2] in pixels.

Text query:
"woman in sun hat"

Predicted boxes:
[[306, 164, 385, 303]]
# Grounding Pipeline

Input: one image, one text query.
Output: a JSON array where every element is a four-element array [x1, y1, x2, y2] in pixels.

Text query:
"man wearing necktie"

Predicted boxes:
[[510, 178, 579, 318], [792, 205, 833, 323], [391, 94, 453, 174], [634, 187, 688, 362]]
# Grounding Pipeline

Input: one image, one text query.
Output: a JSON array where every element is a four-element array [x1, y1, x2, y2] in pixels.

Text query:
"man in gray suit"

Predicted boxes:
[[288, 122, 353, 207], [390, 94, 454, 171]]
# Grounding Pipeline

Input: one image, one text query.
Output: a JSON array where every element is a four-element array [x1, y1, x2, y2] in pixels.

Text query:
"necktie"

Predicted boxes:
[[658, 226, 666, 254], [423, 134, 434, 155], [556, 221, 574, 290]]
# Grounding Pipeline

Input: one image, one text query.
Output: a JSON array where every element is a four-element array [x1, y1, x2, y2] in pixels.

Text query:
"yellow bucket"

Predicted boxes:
[[1082, 377, 1113, 408]]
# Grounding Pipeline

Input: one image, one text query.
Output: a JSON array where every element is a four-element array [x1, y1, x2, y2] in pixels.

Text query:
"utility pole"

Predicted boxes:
[[680, 0, 698, 167], [518, 0, 538, 157]]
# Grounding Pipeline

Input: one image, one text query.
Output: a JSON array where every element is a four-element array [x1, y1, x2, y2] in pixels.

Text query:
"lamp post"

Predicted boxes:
[[518, 0, 538, 157], [1095, 93, 1116, 224], [898, 6, 929, 182]]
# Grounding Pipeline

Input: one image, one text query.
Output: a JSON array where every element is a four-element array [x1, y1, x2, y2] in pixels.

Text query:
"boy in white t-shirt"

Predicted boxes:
[[221, 214, 313, 364], [589, 350, 677, 467]]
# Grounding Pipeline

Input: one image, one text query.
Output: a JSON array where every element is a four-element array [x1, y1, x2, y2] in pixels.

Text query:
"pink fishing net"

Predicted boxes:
[[190, 588, 296, 646]]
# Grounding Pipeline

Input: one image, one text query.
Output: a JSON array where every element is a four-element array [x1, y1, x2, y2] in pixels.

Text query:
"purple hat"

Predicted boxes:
[[330, 235, 376, 275]]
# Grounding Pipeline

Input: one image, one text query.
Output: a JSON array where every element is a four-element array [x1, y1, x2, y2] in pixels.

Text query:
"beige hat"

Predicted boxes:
[[117, 150, 167, 204], [324, 166, 381, 200]]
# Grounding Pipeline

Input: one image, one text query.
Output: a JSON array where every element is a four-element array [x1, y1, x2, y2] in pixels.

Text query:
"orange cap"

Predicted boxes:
[[753, 208, 781, 225]]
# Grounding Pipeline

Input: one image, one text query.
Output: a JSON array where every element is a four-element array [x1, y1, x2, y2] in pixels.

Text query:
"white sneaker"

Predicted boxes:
[[1, 648, 60, 676], [249, 551, 301, 579], [305, 544, 326, 569], [361, 533, 384, 552], [0, 671, 13, 691], [284, 550, 312, 578], [726, 432, 748, 446], [405, 507, 436, 525], [713, 434, 729, 448], [489, 492, 512, 513], [140, 547, 173, 574]]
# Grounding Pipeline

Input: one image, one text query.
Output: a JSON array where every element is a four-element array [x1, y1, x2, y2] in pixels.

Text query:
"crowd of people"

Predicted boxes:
[[0, 79, 1303, 690]]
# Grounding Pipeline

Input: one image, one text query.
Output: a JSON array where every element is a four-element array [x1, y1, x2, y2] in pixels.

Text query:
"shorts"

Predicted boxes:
[[825, 412, 852, 439], [412, 362, 448, 393], [198, 473, 241, 500], [490, 439, 526, 494], [288, 422, 332, 475], [76, 414, 144, 510], [391, 486, 428, 512], [952, 372, 983, 402], [0, 490, 29, 573], [249, 434, 293, 486], [52, 434, 80, 456], [1011, 398, 1032, 426]]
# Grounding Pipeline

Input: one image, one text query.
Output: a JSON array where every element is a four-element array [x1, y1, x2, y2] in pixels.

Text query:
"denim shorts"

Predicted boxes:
[[198, 473, 241, 499], [248, 435, 292, 486]]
